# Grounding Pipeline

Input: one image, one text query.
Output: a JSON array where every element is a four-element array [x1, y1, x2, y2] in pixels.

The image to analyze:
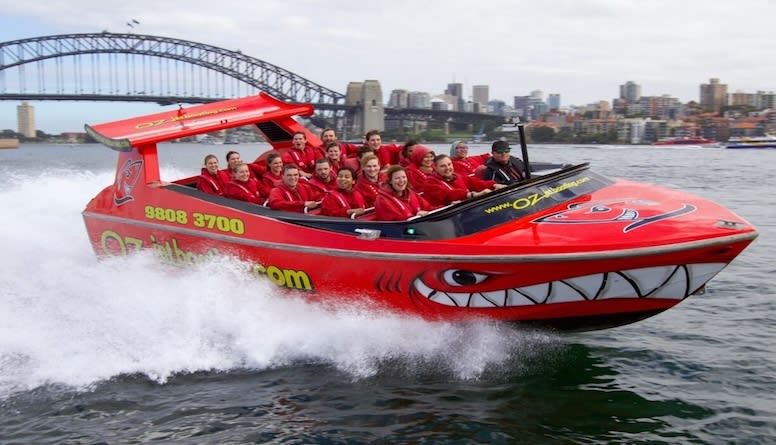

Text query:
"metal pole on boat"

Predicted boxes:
[[517, 122, 531, 180]]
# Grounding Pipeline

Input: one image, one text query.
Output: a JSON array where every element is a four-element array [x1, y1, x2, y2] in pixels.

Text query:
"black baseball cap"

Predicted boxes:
[[491, 140, 511, 153]]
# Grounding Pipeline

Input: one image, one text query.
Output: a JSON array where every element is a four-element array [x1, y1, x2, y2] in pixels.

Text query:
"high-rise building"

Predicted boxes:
[[700, 78, 727, 113], [407, 91, 431, 109], [388, 89, 409, 109], [472, 85, 489, 108], [547, 93, 561, 110], [445, 83, 463, 100], [17, 102, 36, 138], [619, 81, 641, 102]]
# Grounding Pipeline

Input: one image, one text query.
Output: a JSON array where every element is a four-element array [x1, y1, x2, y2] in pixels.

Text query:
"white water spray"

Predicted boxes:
[[0, 167, 558, 399]]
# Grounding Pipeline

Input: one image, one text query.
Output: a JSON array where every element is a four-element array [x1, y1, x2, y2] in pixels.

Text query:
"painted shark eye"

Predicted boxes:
[[442, 270, 488, 286]]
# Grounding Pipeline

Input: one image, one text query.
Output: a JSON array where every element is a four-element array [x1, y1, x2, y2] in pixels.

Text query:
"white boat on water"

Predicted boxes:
[[725, 135, 776, 149]]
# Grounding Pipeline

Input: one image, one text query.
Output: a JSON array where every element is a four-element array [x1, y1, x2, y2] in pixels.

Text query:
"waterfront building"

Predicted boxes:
[[445, 82, 463, 102], [700, 78, 727, 113], [388, 89, 409, 109], [619, 81, 642, 103], [489, 100, 507, 116], [472, 85, 489, 109], [17, 102, 36, 138], [616, 118, 646, 144], [643, 119, 670, 143], [729, 91, 760, 108], [407, 91, 431, 109], [547, 93, 561, 111]]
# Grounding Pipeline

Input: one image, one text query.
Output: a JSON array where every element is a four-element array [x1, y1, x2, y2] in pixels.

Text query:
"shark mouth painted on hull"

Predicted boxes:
[[413, 263, 728, 308]]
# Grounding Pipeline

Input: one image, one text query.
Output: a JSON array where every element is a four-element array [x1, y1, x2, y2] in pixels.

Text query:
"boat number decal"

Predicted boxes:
[[484, 177, 591, 214], [135, 106, 238, 129], [192, 212, 245, 234], [143, 206, 245, 235], [98, 230, 313, 291]]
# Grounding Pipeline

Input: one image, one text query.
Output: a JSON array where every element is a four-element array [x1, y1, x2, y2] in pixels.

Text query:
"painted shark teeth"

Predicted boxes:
[[413, 263, 728, 308]]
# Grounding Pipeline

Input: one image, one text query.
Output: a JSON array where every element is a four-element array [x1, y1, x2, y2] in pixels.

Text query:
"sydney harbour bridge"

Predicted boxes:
[[0, 32, 501, 136]]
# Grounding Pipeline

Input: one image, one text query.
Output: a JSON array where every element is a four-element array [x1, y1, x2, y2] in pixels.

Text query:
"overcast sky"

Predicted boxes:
[[1, 0, 775, 133]]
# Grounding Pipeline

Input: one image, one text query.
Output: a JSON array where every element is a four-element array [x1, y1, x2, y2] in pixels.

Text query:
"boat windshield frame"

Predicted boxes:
[[165, 163, 610, 241]]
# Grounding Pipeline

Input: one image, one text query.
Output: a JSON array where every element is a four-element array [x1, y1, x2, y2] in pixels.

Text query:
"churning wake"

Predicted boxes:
[[0, 166, 558, 400]]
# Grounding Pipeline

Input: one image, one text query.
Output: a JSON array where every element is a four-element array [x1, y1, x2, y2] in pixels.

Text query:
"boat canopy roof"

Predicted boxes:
[[84, 93, 314, 151]]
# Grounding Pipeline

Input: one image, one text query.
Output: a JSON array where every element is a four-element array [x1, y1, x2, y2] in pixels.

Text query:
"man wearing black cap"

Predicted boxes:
[[481, 140, 525, 185]]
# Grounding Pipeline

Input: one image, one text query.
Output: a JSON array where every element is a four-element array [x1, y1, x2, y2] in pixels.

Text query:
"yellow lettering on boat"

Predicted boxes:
[[96, 230, 312, 291], [252, 264, 313, 291], [100, 230, 145, 256], [135, 106, 238, 129], [483, 177, 592, 215]]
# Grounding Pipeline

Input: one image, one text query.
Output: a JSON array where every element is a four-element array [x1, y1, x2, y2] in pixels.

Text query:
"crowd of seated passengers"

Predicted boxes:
[[195, 130, 530, 220]]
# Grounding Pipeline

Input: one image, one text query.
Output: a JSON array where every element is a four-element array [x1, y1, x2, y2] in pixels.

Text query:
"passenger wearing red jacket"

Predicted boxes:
[[423, 154, 505, 207], [374, 166, 433, 221], [220, 150, 242, 179], [223, 163, 262, 204], [354, 154, 384, 208], [320, 167, 367, 218], [268, 165, 320, 213], [365, 129, 403, 168], [323, 142, 345, 174], [197, 154, 231, 196], [405, 144, 436, 192], [319, 128, 361, 158], [449, 140, 491, 176], [259, 153, 284, 199], [305, 158, 338, 201], [281, 131, 324, 179]]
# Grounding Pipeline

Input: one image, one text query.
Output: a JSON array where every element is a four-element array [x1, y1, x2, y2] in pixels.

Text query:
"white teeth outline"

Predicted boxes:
[[412, 263, 727, 308]]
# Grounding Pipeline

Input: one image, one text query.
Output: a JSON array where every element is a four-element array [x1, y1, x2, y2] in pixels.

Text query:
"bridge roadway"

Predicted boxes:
[[0, 93, 505, 127]]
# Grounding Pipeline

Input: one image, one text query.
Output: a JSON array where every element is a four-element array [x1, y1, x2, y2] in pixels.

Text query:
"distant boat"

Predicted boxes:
[[653, 136, 717, 147], [0, 138, 19, 149], [725, 135, 776, 149]]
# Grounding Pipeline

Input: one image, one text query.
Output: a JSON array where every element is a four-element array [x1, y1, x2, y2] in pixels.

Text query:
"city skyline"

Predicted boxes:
[[1, 0, 775, 133]]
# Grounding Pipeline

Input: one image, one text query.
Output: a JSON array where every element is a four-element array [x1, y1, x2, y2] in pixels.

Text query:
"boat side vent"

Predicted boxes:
[[256, 122, 292, 142]]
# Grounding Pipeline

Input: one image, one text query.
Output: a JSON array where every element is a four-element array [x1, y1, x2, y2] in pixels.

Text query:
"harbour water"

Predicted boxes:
[[0, 143, 774, 444]]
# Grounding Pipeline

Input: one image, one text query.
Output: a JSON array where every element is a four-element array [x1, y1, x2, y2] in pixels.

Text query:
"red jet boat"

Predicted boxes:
[[82, 93, 758, 331], [653, 136, 717, 147]]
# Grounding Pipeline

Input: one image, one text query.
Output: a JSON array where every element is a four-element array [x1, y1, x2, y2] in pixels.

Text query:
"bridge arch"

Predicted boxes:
[[0, 32, 345, 105]]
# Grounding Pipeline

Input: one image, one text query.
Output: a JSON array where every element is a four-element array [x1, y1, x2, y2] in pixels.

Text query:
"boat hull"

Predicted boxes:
[[82, 170, 755, 331]]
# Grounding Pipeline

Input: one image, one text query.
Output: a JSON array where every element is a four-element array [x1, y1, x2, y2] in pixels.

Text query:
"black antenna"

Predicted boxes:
[[515, 118, 531, 180]]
